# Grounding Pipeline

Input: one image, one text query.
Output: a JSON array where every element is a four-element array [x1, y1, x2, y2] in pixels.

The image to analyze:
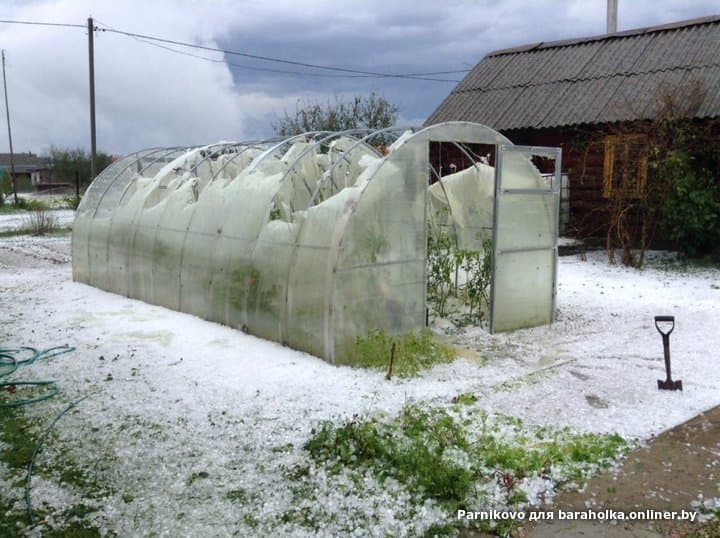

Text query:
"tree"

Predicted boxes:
[[49, 146, 114, 189], [273, 92, 399, 136]]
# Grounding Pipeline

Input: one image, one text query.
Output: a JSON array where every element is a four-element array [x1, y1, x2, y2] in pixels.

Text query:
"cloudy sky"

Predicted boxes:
[[0, 0, 717, 155]]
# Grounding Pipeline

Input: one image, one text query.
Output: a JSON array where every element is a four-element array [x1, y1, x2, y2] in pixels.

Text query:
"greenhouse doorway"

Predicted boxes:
[[426, 140, 561, 333]]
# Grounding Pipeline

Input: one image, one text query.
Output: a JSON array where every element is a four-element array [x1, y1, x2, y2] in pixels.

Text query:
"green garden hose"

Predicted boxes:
[[0, 345, 74, 408], [1, 345, 95, 525], [25, 393, 93, 525]]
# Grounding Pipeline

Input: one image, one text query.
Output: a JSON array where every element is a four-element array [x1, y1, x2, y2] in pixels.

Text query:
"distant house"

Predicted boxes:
[[426, 15, 720, 238], [0, 152, 52, 189]]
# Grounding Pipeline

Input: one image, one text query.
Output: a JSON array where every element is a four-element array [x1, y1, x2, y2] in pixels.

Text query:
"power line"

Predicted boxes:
[[104, 28, 460, 81], [95, 24, 465, 82], [0, 17, 467, 82], [92, 20, 379, 80], [0, 19, 85, 29]]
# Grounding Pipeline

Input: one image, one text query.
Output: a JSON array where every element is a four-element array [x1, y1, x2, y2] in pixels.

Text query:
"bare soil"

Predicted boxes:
[[527, 405, 720, 537]]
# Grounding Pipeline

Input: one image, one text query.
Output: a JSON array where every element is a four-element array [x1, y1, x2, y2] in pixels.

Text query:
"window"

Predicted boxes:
[[603, 134, 648, 198]]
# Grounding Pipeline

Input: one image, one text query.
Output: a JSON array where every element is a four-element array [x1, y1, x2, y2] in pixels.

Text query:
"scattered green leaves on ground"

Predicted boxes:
[[305, 403, 628, 535]]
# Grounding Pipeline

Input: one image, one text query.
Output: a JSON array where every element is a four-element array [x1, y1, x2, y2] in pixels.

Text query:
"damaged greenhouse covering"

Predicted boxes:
[[72, 122, 561, 365]]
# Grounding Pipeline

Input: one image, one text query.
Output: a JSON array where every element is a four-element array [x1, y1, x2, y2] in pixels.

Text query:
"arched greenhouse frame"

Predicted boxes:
[[72, 122, 561, 365]]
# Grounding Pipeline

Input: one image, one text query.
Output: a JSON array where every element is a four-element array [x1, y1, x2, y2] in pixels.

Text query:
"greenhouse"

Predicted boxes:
[[72, 122, 561, 365]]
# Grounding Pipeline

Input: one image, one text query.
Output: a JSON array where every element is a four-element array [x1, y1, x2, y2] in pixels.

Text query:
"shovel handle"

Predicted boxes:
[[654, 315, 674, 336]]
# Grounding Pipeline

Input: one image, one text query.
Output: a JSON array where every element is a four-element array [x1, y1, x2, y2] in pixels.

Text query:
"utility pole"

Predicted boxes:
[[88, 17, 97, 181], [1, 50, 17, 205]]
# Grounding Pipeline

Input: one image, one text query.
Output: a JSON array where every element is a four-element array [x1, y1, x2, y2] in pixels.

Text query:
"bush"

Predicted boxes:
[[61, 193, 82, 210], [24, 208, 58, 235], [660, 169, 720, 258]]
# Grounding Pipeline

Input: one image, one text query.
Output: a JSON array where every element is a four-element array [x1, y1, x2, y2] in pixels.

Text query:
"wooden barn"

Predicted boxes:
[[426, 15, 720, 243]]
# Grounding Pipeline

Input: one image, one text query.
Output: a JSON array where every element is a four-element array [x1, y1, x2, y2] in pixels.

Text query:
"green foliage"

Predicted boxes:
[[273, 92, 399, 136], [659, 165, 720, 258], [690, 511, 720, 537], [49, 146, 113, 189], [350, 328, 455, 377], [427, 231, 456, 317], [306, 405, 473, 503], [0, 407, 36, 470], [0, 409, 102, 537], [306, 404, 628, 535], [458, 240, 493, 323], [0, 169, 10, 205], [601, 80, 719, 267], [61, 193, 82, 210], [427, 231, 493, 325], [361, 228, 389, 264], [10, 197, 50, 211], [452, 392, 478, 405]]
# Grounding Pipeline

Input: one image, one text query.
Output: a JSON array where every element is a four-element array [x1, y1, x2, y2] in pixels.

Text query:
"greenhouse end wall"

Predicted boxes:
[[72, 122, 560, 365]]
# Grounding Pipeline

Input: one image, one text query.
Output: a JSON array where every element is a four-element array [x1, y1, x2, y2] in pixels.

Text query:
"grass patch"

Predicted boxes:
[[0, 407, 37, 469], [42, 520, 100, 538], [452, 392, 478, 405], [305, 404, 628, 536], [0, 225, 71, 238], [0, 198, 51, 213], [691, 517, 720, 538], [350, 329, 456, 377], [0, 408, 103, 536]]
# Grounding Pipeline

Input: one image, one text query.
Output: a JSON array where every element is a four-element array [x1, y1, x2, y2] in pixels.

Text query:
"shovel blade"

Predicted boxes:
[[657, 379, 683, 391]]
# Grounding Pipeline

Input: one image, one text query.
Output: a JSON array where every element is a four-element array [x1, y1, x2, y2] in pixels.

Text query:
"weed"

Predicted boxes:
[[0, 409, 103, 537], [43, 521, 100, 538], [305, 403, 628, 536], [0, 408, 37, 469], [23, 208, 58, 235], [186, 470, 210, 485], [452, 392, 478, 405], [14, 198, 51, 211], [56, 460, 108, 499], [689, 511, 720, 538], [350, 329, 455, 377], [243, 513, 259, 528], [226, 488, 247, 502], [61, 193, 81, 210]]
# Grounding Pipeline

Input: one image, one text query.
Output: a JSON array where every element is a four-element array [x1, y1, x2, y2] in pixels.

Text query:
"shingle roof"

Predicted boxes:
[[0, 152, 48, 172], [426, 15, 720, 130]]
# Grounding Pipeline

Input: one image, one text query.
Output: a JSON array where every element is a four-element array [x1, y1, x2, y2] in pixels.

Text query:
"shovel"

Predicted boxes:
[[655, 316, 682, 391]]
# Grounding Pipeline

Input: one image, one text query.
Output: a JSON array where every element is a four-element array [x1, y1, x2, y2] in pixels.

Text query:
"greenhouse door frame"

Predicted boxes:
[[489, 144, 562, 334]]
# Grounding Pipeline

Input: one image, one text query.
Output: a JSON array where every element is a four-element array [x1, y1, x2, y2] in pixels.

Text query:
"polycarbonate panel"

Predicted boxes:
[[490, 145, 560, 333], [491, 249, 556, 332], [72, 152, 150, 284], [494, 193, 558, 250], [73, 122, 560, 365], [107, 149, 186, 297], [331, 132, 428, 364]]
